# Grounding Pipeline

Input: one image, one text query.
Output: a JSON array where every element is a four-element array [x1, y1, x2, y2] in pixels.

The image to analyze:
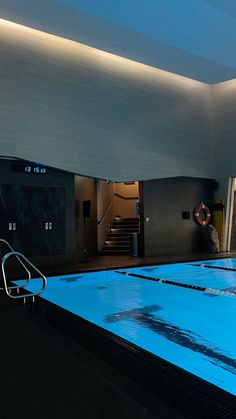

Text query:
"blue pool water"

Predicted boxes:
[[17, 258, 236, 396]]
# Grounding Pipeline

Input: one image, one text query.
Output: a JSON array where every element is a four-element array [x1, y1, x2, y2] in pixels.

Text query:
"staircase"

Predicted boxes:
[[102, 217, 140, 255]]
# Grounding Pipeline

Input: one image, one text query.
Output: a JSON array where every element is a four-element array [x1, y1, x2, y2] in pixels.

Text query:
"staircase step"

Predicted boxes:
[[106, 238, 130, 243], [102, 217, 140, 255], [111, 225, 139, 229], [106, 243, 130, 247], [114, 220, 139, 224], [107, 234, 130, 239], [109, 235, 135, 239], [113, 223, 139, 228], [108, 232, 130, 237], [104, 242, 129, 247], [115, 217, 139, 223], [114, 220, 139, 223], [101, 249, 130, 255], [104, 244, 130, 248], [111, 228, 139, 233], [113, 221, 139, 225]]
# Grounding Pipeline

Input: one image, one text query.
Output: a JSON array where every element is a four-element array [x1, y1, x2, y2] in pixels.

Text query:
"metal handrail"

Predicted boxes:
[[97, 198, 114, 226], [0, 239, 31, 291], [1, 251, 47, 299], [114, 193, 139, 200]]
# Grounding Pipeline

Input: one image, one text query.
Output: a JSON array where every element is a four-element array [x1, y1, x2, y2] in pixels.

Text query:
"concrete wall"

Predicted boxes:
[[114, 182, 139, 198], [114, 182, 139, 219], [142, 177, 215, 257], [0, 19, 214, 182]]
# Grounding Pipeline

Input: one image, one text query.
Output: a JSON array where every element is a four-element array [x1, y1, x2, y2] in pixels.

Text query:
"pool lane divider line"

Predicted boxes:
[[190, 263, 236, 272], [115, 271, 236, 297]]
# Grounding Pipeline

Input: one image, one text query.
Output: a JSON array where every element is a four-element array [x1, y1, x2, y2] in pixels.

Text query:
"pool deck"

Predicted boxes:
[[36, 251, 234, 277], [5, 250, 235, 279]]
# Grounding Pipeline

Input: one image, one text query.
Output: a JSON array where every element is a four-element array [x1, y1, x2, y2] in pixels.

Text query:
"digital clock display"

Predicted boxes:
[[24, 165, 47, 174], [12, 164, 48, 174]]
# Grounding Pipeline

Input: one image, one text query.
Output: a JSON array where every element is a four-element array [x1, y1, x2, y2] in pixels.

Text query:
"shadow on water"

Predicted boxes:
[[60, 276, 83, 283], [105, 305, 236, 374]]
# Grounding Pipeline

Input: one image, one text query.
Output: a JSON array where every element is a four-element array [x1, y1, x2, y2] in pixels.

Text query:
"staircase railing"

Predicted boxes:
[[97, 198, 115, 251], [114, 193, 139, 200], [0, 239, 47, 302]]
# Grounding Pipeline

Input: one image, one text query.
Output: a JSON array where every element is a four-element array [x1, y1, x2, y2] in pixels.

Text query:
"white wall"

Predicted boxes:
[[212, 80, 236, 202], [0, 19, 214, 182], [210, 80, 236, 249]]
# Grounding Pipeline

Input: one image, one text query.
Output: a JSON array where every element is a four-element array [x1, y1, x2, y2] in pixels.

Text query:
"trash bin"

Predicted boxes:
[[130, 232, 139, 257]]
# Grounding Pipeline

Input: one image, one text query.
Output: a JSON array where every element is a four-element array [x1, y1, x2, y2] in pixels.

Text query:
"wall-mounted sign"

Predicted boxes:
[[11, 163, 48, 174]]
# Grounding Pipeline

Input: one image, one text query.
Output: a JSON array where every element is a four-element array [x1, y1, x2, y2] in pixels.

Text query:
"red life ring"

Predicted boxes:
[[194, 202, 211, 226]]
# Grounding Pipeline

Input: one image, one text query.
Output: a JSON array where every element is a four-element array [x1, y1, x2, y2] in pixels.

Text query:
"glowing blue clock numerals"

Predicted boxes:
[[24, 165, 47, 174], [12, 164, 47, 173]]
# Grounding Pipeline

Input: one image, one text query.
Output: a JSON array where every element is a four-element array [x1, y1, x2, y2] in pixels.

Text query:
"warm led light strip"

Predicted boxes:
[[0, 17, 206, 87]]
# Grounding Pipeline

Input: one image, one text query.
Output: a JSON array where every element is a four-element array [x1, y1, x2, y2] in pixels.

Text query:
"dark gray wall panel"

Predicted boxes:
[[0, 184, 65, 256], [0, 159, 75, 265], [143, 177, 214, 256]]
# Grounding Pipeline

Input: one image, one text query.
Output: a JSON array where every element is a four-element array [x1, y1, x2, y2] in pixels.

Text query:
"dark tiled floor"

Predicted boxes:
[[39, 251, 232, 277], [5, 250, 234, 279], [0, 293, 185, 419]]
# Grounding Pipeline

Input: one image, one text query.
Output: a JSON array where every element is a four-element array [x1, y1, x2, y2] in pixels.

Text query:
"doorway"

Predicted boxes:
[[97, 181, 141, 254]]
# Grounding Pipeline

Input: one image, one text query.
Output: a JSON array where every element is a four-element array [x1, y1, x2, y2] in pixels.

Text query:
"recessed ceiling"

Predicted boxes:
[[205, 0, 236, 17], [0, 0, 235, 83]]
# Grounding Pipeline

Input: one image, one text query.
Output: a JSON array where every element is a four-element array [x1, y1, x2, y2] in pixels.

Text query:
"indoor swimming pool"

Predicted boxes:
[[16, 258, 236, 398]]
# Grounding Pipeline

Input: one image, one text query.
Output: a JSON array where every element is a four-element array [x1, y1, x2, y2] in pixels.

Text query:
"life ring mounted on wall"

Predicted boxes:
[[194, 202, 211, 226]]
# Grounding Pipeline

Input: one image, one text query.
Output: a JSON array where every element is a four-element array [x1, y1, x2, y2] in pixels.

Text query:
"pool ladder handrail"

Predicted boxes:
[[0, 239, 31, 292], [0, 239, 47, 300]]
